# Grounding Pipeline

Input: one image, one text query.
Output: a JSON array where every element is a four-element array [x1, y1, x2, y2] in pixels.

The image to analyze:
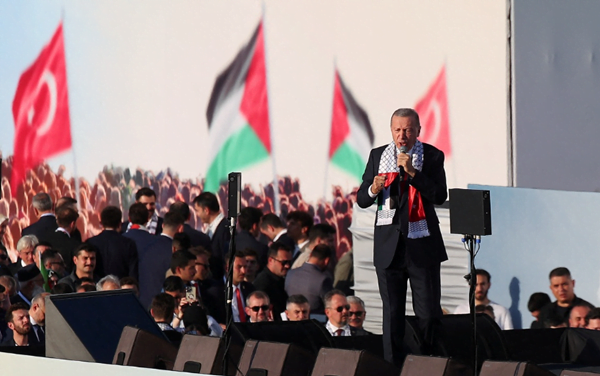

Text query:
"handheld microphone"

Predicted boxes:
[[399, 146, 408, 177]]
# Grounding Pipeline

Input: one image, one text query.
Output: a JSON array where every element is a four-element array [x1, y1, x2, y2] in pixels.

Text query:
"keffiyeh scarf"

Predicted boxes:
[[376, 140, 430, 239]]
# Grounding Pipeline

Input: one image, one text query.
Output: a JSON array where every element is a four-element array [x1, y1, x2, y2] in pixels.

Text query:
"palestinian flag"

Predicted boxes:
[[328, 69, 374, 181], [205, 21, 271, 192]]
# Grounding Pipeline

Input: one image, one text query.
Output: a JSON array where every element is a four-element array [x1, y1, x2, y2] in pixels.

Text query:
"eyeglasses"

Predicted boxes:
[[349, 311, 364, 317], [271, 257, 292, 266], [249, 305, 270, 312], [334, 305, 350, 313]]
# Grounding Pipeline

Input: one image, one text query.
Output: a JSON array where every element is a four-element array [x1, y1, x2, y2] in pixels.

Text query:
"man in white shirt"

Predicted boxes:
[[454, 269, 513, 330]]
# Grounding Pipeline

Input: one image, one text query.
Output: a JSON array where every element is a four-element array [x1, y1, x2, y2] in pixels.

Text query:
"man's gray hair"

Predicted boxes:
[[31, 292, 49, 308], [323, 289, 346, 308], [32, 193, 53, 212], [391, 108, 420, 128], [17, 235, 39, 252], [347, 295, 366, 309], [96, 275, 121, 291], [246, 290, 270, 306]]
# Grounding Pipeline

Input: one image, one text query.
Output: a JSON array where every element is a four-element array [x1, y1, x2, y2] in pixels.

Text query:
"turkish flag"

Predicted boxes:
[[414, 65, 451, 157], [11, 23, 72, 194]]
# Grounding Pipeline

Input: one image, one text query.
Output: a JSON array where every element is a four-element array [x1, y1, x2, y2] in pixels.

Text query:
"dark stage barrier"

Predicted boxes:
[[113, 326, 177, 370], [399, 355, 470, 376], [312, 347, 399, 376]]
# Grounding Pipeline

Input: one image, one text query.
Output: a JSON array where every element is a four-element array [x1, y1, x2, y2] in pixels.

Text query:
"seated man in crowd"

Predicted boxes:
[[150, 293, 182, 345], [285, 244, 334, 315], [1, 302, 32, 346], [538, 267, 593, 326], [12, 264, 45, 307], [58, 244, 98, 291], [245, 291, 273, 323], [253, 242, 292, 318], [568, 302, 594, 328], [323, 290, 370, 336], [347, 296, 373, 334], [528, 292, 551, 329], [9, 235, 39, 276], [29, 292, 50, 346], [96, 275, 121, 291], [586, 307, 600, 330], [284, 294, 310, 321], [454, 269, 513, 330]]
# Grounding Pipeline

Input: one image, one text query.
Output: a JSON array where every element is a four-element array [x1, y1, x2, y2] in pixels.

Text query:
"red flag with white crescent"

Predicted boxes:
[[11, 22, 72, 194], [414, 65, 451, 157]]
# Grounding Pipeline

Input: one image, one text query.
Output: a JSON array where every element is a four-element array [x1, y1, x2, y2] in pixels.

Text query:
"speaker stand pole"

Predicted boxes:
[[222, 217, 237, 375], [464, 234, 479, 376]]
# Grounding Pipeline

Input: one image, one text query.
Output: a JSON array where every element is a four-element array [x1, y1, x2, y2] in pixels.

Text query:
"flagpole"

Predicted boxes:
[[323, 62, 337, 201], [261, 4, 281, 216]]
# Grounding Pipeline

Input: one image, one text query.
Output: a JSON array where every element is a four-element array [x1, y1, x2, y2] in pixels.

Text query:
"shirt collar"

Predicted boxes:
[[325, 320, 351, 336], [55, 227, 70, 237], [273, 229, 287, 242], [207, 213, 224, 239]]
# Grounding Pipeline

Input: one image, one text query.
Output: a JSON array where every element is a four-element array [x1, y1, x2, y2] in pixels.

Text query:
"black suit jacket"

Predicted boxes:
[[209, 218, 231, 281], [86, 230, 139, 280], [253, 267, 288, 317], [183, 224, 211, 249], [21, 215, 57, 239], [40, 230, 82, 272], [236, 230, 269, 267], [285, 263, 333, 314], [356, 143, 448, 269], [137, 234, 172, 308], [274, 232, 296, 251]]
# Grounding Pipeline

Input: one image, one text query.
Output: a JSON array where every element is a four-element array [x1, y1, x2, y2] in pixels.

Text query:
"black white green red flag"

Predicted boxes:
[[205, 21, 271, 192]]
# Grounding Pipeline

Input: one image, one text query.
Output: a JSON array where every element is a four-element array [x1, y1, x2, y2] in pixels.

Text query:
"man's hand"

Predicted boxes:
[[397, 153, 416, 177], [371, 175, 387, 195]]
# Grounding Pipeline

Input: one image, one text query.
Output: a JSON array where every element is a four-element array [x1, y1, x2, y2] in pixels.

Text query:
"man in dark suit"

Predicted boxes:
[[11, 265, 44, 307], [285, 244, 334, 315], [40, 206, 81, 272], [136, 211, 185, 309], [21, 192, 57, 239], [193, 192, 230, 281], [253, 242, 292, 318], [8, 235, 38, 277], [28, 292, 49, 346], [323, 290, 370, 336], [121, 187, 164, 235], [222, 250, 255, 323], [169, 201, 211, 250], [259, 213, 296, 250], [236, 207, 269, 268], [86, 206, 138, 280], [357, 108, 447, 367]]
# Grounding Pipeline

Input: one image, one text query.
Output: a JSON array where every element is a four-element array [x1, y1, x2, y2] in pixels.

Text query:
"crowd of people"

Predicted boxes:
[[0, 161, 367, 347]]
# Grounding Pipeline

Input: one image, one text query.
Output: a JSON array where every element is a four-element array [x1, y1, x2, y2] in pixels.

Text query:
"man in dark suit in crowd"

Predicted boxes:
[[285, 244, 334, 315], [12, 264, 45, 307], [259, 213, 296, 250], [187, 246, 223, 324], [22, 193, 57, 239], [193, 192, 230, 281], [285, 211, 313, 262], [1, 303, 32, 347], [41, 206, 81, 272], [122, 187, 164, 235], [137, 211, 185, 308], [28, 292, 49, 346], [169, 201, 211, 249], [236, 207, 269, 268], [55, 197, 83, 242], [357, 108, 447, 366], [323, 290, 370, 336], [224, 250, 255, 323], [253, 242, 292, 319], [8, 235, 38, 276], [58, 244, 99, 291], [86, 206, 138, 280]]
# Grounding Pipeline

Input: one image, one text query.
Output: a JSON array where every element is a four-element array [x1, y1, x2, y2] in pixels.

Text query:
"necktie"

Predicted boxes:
[[336, 329, 344, 337], [235, 287, 246, 322]]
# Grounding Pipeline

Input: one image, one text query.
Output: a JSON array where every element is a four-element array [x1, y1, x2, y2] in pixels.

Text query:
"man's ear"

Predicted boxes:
[[7, 322, 14, 331]]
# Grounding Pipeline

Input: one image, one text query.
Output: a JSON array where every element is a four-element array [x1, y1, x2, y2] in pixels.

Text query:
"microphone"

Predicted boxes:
[[399, 146, 407, 177]]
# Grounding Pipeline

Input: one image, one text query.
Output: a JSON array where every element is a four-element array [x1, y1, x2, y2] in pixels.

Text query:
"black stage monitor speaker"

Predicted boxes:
[[479, 360, 554, 376], [113, 326, 178, 370], [232, 319, 333, 356], [503, 328, 566, 365], [237, 340, 315, 376], [173, 335, 231, 375], [331, 335, 384, 359], [560, 370, 600, 375], [228, 172, 241, 218], [404, 314, 509, 371], [45, 290, 165, 364], [400, 355, 471, 376], [449, 188, 491, 235], [311, 347, 399, 376]]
